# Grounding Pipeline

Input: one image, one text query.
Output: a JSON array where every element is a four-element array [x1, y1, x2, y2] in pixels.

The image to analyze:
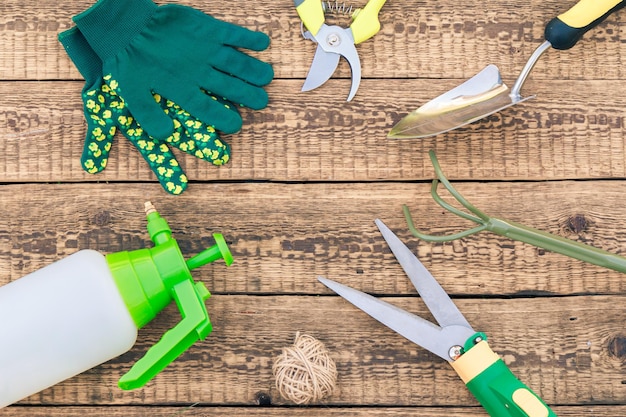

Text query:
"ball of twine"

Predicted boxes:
[[272, 332, 337, 404]]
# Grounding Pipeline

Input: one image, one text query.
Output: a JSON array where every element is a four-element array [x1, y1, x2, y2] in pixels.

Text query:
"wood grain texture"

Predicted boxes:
[[1, 183, 626, 296], [2, 0, 626, 81], [2, 79, 626, 182], [3, 406, 626, 417], [0, 0, 625, 415], [3, 294, 624, 406]]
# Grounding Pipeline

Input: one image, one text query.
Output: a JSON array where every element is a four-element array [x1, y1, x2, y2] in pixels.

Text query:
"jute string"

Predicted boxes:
[[272, 332, 337, 404]]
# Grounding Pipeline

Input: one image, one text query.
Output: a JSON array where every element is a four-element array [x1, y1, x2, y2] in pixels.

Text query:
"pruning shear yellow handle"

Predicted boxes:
[[351, 0, 387, 44], [294, 0, 387, 44], [294, 0, 325, 36]]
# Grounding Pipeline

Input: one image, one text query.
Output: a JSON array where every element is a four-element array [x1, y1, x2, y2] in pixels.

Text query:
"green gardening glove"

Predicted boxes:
[[73, 0, 274, 140], [59, 27, 233, 195]]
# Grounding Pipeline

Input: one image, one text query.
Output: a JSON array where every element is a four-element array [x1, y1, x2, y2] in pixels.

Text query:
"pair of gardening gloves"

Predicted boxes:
[[59, 0, 274, 195]]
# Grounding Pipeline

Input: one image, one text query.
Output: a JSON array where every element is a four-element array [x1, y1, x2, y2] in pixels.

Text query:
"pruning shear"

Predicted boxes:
[[318, 219, 557, 417], [294, 0, 387, 101]]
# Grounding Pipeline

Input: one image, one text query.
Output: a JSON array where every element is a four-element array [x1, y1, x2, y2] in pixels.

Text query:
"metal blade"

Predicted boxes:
[[339, 36, 361, 101], [318, 276, 474, 362], [302, 43, 341, 92], [387, 64, 532, 139], [387, 92, 532, 139], [375, 219, 472, 331], [303, 25, 362, 101]]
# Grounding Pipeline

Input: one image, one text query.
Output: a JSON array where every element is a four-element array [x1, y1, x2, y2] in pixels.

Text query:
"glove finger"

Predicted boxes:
[[121, 128, 189, 195], [80, 83, 118, 174], [198, 68, 269, 110], [144, 142, 189, 195], [217, 20, 271, 52], [109, 95, 187, 194], [181, 5, 270, 51], [156, 81, 243, 134], [212, 47, 274, 87], [160, 98, 232, 166], [104, 74, 176, 141]]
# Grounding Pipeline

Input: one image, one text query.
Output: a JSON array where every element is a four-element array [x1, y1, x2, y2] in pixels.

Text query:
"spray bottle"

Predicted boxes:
[[0, 202, 233, 408]]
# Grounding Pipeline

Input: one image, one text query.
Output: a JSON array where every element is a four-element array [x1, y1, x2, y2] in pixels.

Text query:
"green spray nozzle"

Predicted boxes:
[[106, 202, 233, 390]]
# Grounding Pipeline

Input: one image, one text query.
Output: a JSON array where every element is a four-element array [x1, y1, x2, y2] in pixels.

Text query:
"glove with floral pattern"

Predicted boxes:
[[59, 27, 233, 195]]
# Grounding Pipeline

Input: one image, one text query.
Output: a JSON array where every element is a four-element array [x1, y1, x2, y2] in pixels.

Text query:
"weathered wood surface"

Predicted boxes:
[[3, 79, 626, 183], [0, 183, 624, 414], [0, 0, 625, 415], [4, 406, 626, 417], [6, 293, 626, 406], [3, 0, 626, 81], [1, 182, 626, 296]]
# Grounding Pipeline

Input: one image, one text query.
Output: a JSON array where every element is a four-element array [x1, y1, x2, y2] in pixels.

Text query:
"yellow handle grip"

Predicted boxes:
[[294, 0, 325, 36], [559, 0, 622, 28], [350, 0, 388, 44], [545, 0, 625, 49], [451, 340, 557, 417]]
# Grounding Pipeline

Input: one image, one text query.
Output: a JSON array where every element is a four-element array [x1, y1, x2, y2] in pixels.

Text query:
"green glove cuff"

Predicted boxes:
[[73, 0, 158, 61], [58, 27, 102, 87]]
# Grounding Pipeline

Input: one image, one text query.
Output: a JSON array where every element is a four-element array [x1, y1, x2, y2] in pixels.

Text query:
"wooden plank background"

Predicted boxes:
[[1, 0, 625, 416]]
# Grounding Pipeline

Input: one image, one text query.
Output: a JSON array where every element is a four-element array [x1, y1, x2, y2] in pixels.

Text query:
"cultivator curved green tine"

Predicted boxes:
[[404, 150, 626, 274]]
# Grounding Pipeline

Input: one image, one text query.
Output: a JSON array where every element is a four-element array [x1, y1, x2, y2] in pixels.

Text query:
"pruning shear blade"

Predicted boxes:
[[375, 219, 471, 330], [295, 0, 385, 101], [301, 43, 341, 92], [318, 219, 475, 362], [318, 276, 474, 361], [319, 218, 559, 416]]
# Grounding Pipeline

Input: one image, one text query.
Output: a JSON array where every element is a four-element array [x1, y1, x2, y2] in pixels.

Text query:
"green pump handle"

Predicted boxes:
[[107, 202, 233, 389]]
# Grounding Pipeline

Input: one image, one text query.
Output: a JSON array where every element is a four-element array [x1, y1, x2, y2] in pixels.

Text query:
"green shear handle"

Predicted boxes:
[[545, 0, 626, 49], [453, 338, 557, 417]]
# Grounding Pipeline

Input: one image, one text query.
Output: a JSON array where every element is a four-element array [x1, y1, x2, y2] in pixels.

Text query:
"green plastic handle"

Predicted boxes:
[[294, 0, 325, 36], [544, 0, 625, 49], [109, 203, 233, 389], [118, 279, 212, 390], [350, 0, 387, 44], [487, 217, 626, 274], [451, 339, 557, 417]]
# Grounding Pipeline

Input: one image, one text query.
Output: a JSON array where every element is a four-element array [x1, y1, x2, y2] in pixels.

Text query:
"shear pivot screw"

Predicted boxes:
[[327, 33, 341, 46], [448, 345, 463, 360]]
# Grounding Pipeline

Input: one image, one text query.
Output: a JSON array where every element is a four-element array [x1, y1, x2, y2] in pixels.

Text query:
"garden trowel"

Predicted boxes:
[[388, 0, 626, 139]]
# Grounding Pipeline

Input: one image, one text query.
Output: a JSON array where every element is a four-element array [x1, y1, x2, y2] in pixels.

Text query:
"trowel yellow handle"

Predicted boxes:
[[545, 0, 625, 49]]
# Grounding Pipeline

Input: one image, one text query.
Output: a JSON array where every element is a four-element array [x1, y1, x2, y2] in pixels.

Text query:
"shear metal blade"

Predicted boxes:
[[302, 44, 341, 92], [341, 38, 361, 101], [302, 25, 362, 101], [318, 276, 474, 362], [375, 219, 472, 330]]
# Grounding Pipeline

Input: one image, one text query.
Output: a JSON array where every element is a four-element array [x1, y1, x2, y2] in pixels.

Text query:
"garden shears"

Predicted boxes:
[[318, 219, 557, 417], [294, 0, 387, 101]]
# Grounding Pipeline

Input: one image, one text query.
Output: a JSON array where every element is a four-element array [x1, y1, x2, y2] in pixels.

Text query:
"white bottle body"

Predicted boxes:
[[0, 250, 138, 408]]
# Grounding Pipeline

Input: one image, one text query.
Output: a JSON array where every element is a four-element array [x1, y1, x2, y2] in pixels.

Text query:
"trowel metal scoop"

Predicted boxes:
[[388, 0, 626, 139]]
